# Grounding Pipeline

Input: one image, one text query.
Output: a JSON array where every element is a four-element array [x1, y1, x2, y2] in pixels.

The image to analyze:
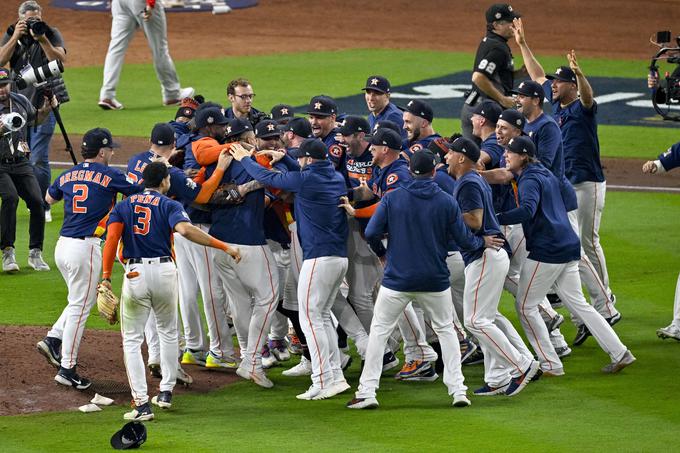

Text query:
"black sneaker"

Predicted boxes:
[[37, 336, 61, 368], [400, 362, 439, 382], [430, 341, 444, 374], [505, 361, 540, 396], [547, 293, 563, 309], [124, 403, 154, 421], [606, 313, 622, 327], [148, 363, 162, 379], [462, 348, 484, 366], [151, 391, 172, 409], [573, 325, 591, 346], [54, 366, 91, 390], [381, 351, 399, 372]]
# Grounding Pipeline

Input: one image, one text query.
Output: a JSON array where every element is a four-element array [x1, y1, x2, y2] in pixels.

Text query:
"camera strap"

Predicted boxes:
[[6, 96, 20, 156]]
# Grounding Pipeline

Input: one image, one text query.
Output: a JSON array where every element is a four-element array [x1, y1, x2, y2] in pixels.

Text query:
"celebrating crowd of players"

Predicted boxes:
[[32, 3, 664, 421]]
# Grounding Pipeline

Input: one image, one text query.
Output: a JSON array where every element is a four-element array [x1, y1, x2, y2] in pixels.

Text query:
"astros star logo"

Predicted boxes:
[[267, 123, 276, 131], [314, 102, 322, 110], [227, 126, 232, 134], [370, 78, 379, 85], [280, 108, 289, 115]]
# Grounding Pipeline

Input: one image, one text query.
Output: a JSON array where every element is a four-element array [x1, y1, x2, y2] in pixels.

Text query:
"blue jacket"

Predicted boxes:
[[240, 155, 348, 260], [366, 178, 484, 292], [659, 141, 680, 172], [497, 163, 580, 264]]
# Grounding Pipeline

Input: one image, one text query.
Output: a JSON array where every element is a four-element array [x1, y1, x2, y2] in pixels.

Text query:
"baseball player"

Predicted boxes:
[[225, 78, 267, 126], [126, 122, 239, 370], [514, 20, 615, 305], [461, 3, 523, 142], [402, 100, 442, 159], [230, 138, 351, 400], [642, 142, 680, 341], [497, 136, 635, 376], [351, 128, 440, 381], [362, 75, 407, 140], [101, 161, 240, 421], [36, 128, 141, 389], [447, 137, 539, 396], [194, 109, 281, 389], [305, 95, 345, 169], [271, 104, 295, 125], [347, 150, 503, 409], [513, 80, 620, 345], [98, 0, 194, 109], [470, 100, 505, 170]]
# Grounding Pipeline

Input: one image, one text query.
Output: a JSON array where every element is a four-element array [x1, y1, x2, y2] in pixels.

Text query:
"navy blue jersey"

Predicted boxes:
[[321, 129, 345, 168], [453, 171, 507, 265], [368, 158, 412, 198], [433, 166, 461, 253], [240, 155, 348, 260], [182, 136, 212, 224], [208, 159, 266, 246], [542, 80, 605, 184], [480, 133, 504, 169], [524, 113, 577, 212], [497, 163, 580, 264], [126, 150, 155, 185], [109, 190, 190, 259], [403, 133, 442, 159], [49, 162, 141, 238], [366, 179, 483, 292], [167, 166, 201, 202], [659, 142, 680, 172], [368, 102, 407, 140], [345, 146, 374, 188]]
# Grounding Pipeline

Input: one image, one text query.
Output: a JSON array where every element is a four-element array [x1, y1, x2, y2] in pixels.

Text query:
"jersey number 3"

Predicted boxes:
[[72, 184, 89, 213], [133, 206, 151, 235]]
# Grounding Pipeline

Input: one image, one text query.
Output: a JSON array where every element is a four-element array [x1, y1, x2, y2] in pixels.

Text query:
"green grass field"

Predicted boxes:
[[57, 49, 679, 159], [1, 49, 680, 452], [1, 191, 679, 452]]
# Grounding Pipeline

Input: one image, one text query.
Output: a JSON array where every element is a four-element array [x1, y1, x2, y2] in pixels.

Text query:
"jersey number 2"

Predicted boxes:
[[133, 206, 151, 235], [72, 184, 88, 214]]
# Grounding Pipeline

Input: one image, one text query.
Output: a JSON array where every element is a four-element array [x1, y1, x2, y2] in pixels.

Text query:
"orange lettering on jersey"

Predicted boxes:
[[92, 172, 102, 184], [77, 170, 85, 180], [151, 196, 160, 206], [386, 173, 399, 185], [59, 175, 65, 186], [84, 170, 94, 182], [134, 161, 147, 173], [101, 175, 111, 187], [143, 194, 154, 204]]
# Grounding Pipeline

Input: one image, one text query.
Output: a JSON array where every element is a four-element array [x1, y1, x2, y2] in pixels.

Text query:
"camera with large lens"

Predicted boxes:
[[25, 17, 47, 37], [0, 112, 26, 137], [649, 30, 680, 121]]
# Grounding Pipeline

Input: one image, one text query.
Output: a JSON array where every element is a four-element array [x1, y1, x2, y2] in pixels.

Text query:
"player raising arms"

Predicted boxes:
[[100, 162, 240, 421], [37, 128, 142, 389]]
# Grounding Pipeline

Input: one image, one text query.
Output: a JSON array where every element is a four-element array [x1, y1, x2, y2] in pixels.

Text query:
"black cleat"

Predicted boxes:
[[573, 325, 591, 346], [54, 366, 91, 390], [37, 336, 62, 368], [151, 391, 172, 409]]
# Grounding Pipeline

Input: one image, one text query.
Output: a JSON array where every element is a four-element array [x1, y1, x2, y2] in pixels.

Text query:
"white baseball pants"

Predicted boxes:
[[49, 236, 102, 369], [298, 256, 348, 390], [214, 244, 279, 374], [356, 286, 467, 399], [574, 181, 610, 287], [120, 259, 179, 406]]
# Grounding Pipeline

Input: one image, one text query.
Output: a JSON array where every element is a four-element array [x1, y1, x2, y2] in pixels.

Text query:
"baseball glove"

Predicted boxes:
[[97, 282, 120, 325]]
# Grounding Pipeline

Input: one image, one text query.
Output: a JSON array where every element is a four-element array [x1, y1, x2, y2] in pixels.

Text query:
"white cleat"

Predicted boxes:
[[452, 394, 471, 408], [236, 366, 274, 388], [657, 324, 680, 341], [282, 356, 312, 377]]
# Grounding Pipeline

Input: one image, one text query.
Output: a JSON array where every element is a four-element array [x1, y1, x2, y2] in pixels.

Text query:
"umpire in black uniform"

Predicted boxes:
[[461, 3, 526, 143], [0, 67, 51, 272]]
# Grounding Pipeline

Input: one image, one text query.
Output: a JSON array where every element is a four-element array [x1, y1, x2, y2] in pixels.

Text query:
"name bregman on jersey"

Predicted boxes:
[[59, 169, 112, 188]]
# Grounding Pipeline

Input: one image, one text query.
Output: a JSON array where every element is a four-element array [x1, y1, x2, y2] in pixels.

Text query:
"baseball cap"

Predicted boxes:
[[271, 104, 295, 122], [0, 67, 11, 85], [175, 106, 195, 120], [370, 120, 402, 137], [485, 3, 520, 23], [409, 150, 437, 175], [506, 136, 536, 156], [512, 80, 544, 98], [82, 128, 120, 151], [298, 138, 328, 159], [362, 75, 391, 94], [546, 66, 577, 84], [450, 137, 481, 162], [282, 117, 312, 138], [110, 421, 147, 450], [472, 100, 502, 124], [405, 99, 434, 123], [195, 107, 228, 129], [306, 95, 337, 117], [225, 118, 253, 138], [498, 109, 526, 131], [150, 123, 175, 146], [369, 128, 402, 150], [255, 119, 281, 139], [337, 115, 370, 136]]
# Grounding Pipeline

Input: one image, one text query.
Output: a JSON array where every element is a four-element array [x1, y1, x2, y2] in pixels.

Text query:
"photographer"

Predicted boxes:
[[0, 0, 66, 223], [0, 67, 52, 273], [648, 58, 680, 104]]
